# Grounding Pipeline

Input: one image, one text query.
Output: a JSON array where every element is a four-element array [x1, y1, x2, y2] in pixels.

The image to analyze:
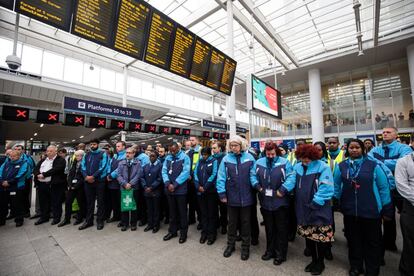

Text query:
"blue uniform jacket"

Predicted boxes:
[[212, 152, 225, 166], [81, 149, 108, 180], [117, 159, 144, 190], [162, 151, 191, 195], [256, 156, 294, 211], [0, 157, 28, 191], [107, 150, 126, 189], [136, 152, 150, 167], [142, 160, 163, 197], [280, 160, 334, 226], [216, 151, 259, 207], [194, 156, 218, 194], [368, 140, 412, 173], [22, 154, 35, 179], [334, 157, 393, 219]]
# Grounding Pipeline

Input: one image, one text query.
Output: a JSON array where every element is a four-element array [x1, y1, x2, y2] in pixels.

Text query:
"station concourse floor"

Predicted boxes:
[[0, 205, 402, 276]]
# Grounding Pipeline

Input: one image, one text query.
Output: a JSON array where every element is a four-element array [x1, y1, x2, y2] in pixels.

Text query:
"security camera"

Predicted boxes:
[[218, 111, 223, 117], [89, 64, 94, 71], [6, 54, 21, 70]]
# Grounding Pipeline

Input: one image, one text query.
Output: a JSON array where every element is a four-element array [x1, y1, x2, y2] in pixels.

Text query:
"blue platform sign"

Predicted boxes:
[[236, 126, 247, 133], [64, 97, 141, 120], [201, 119, 228, 131], [282, 139, 296, 150], [251, 141, 260, 150]]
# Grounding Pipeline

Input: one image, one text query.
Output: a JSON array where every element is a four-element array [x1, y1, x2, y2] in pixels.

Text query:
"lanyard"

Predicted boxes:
[[347, 159, 363, 180]]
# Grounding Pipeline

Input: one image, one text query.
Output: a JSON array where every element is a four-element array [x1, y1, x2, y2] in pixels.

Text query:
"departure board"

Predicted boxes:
[[189, 38, 211, 84], [113, 0, 150, 59], [144, 10, 174, 69], [71, 0, 117, 47], [0, 0, 14, 9], [206, 48, 225, 90], [169, 25, 195, 77], [16, 0, 73, 32], [219, 57, 237, 95]]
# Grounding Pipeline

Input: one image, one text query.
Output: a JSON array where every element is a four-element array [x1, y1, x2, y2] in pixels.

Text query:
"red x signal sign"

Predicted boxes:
[[117, 122, 124, 128], [16, 109, 27, 118], [48, 113, 57, 121], [75, 116, 83, 123], [98, 119, 105, 126]]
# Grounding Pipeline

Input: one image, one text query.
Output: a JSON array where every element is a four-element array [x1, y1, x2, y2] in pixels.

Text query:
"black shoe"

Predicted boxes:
[[163, 233, 177, 241], [241, 250, 249, 261], [197, 223, 202, 230], [349, 268, 364, 276], [179, 235, 187, 244], [152, 226, 159, 233], [305, 262, 316, 272], [273, 257, 286, 266], [236, 235, 242, 241], [24, 212, 30, 218], [6, 214, 15, 220], [0, 221, 5, 226], [164, 218, 169, 224], [144, 226, 153, 232], [58, 220, 70, 227], [384, 244, 398, 252], [34, 219, 49, 225], [16, 221, 23, 227], [138, 220, 147, 227], [199, 235, 207, 244], [260, 221, 265, 226], [261, 252, 274, 261], [207, 238, 216, 245], [131, 225, 137, 231], [311, 262, 325, 275], [121, 225, 127, 231], [251, 239, 259, 246], [325, 248, 333, 261], [288, 233, 296, 242], [223, 246, 235, 258], [29, 214, 40, 220], [106, 217, 117, 223], [51, 220, 60, 225], [380, 259, 385, 266], [188, 219, 196, 225], [97, 223, 104, 230], [304, 247, 312, 257], [73, 220, 83, 226], [79, 222, 93, 230], [117, 222, 123, 228], [221, 227, 227, 235]]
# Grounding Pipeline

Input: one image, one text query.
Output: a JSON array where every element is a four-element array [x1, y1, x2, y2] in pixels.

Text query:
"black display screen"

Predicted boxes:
[[169, 25, 195, 78], [219, 57, 237, 95], [189, 38, 211, 84], [182, 129, 191, 136], [36, 110, 59, 124], [110, 119, 125, 130], [202, 131, 210, 138], [71, 0, 117, 47], [159, 126, 170, 134], [2, 106, 30, 121], [129, 122, 142, 131], [113, 0, 151, 59], [213, 132, 220, 139], [89, 116, 106, 128], [145, 123, 157, 133], [0, 0, 14, 9], [171, 127, 181, 135], [65, 114, 84, 126], [206, 48, 225, 90]]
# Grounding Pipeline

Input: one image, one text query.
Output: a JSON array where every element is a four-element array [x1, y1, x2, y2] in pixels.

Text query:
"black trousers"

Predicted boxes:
[[167, 194, 188, 235], [105, 188, 120, 220], [121, 189, 139, 226], [188, 180, 200, 223], [137, 188, 147, 223], [218, 201, 227, 229], [38, 182, 51, 221], [145, 196, 161, 228], [51, 185, 65, 221], [344, 215, 382, 275], [0, 190, 24, 223], [84, 181, 105, 225], [228, 205, 251, 250], [262, 207, 289, 259], [287, 195, 297, 240], [383, 191, 399, 249], [160, 191, 169, 221], [250, 202, 259, 242], [198, 193, 218, 239], [64, 187, 86, 221], [400, 200, 414, 276], [306, 239, 328, 266], [23, 178, 32, 215]]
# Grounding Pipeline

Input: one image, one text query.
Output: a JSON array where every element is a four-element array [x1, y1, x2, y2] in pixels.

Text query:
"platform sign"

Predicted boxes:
[[201, 119, 228, 131]]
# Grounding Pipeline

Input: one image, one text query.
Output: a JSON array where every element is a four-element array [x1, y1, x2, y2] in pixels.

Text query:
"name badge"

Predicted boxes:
[[10, 192, 16, 196], [72, 179, 78, 184], [149, 173, 151, 177], [15, 165, 20, 168], [265, 189, 273, 197], [207, 163, 212, 167], [169, 170, 173, 175]]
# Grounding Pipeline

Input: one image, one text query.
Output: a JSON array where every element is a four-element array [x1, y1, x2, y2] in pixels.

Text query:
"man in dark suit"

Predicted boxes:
[[33, 145, 67, 225]]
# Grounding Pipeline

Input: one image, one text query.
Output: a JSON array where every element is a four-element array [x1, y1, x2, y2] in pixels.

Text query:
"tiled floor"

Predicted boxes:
[[0, 210, 402, 276]]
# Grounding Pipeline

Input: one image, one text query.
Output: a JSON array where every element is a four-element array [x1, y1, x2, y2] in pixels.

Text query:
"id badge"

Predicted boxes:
[[72, 179, 78, 184], [10, 192, 16, 196], [168, 170, 173, 175], [265, 189, 273, 197]]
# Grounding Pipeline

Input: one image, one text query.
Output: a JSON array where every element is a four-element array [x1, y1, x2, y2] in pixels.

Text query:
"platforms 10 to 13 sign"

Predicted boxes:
[[7, 0, 237, 95]]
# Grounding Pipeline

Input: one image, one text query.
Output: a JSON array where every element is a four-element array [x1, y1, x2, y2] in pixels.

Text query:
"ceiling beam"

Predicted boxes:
[[181, 2, 221, 28], [373, 0, 381, 47], [238, 0, 299, 67], [214, 0, 291, 70]]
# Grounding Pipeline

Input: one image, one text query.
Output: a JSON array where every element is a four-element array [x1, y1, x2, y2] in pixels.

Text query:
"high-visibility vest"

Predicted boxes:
[[328, 150, 346, 171], [192, 147, 201, 171], [287, 152, 297, 166]]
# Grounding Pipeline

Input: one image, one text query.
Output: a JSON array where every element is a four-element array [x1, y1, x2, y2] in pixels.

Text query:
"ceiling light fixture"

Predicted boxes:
[[91, 128, 96, 132], [79, 135, 84, 138], [34, 133, 38, 136], [40, 123, 44, 127]]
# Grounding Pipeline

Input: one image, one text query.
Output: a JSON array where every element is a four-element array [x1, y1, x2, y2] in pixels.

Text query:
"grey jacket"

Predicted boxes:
[[395, 153, 414, 206], [117, 159, 144, 190]]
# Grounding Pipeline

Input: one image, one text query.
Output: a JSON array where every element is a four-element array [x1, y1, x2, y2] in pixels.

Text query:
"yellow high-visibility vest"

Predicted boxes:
[[328, 150, 346, 171]]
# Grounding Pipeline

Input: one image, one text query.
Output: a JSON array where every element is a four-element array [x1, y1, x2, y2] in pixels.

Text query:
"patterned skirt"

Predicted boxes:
[[297, 225, 334, 243]]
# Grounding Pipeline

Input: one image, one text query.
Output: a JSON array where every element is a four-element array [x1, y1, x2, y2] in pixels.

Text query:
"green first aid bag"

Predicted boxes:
[[121, 189, 136, 212]]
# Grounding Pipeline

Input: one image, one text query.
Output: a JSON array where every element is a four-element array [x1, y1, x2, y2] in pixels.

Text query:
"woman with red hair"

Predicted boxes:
[[277, 144, 334, 275]]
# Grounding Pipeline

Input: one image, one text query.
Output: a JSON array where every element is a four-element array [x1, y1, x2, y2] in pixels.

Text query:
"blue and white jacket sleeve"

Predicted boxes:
[[280, 164, 298, 195], [216, 159, 227, 199], [173, 155, 191, 188], [333, 165, 343, 200], [0, 162, 5, 181], [375, 159, 395, 190], [161, 158, 170, 185], [311, 165, 334, 207], [204, 159, 218, 191], [81, 155, 87, 178], [249, 159, 259, 189], [92, 153, 108, 179], [193, 160, 200, 189], [374, 165, 393, 217]]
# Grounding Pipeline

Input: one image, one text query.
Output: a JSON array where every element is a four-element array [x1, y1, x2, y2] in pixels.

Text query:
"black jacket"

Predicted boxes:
[[34, 155, 66, 186], [67, 159, 84, 190]]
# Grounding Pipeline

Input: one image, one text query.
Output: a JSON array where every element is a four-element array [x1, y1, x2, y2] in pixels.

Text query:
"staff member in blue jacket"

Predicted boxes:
[[117, 147, 143, 231], [14, 145, 35, 218], [212, 141, 227, 235], [134, 145, 150, 227], [217, 135, 259, 261], [256, 141, 294, 266], [106, 141, 126, 226], [277, 144, 334, 275], [334, 139, 393, 276], [0, 150, 28, 227], [368, 127, 412, 252], [142, 151, 163, 233], [194, 146, 218, 245], [162, 142, 191, 244], [79, 139, 108, 230]]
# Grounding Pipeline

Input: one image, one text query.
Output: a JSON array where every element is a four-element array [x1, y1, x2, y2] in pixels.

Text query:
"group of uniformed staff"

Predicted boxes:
[[1, 127, 413, 276]]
